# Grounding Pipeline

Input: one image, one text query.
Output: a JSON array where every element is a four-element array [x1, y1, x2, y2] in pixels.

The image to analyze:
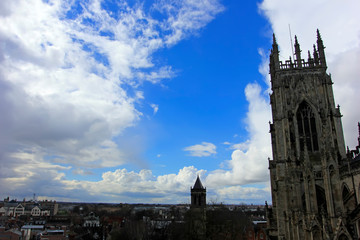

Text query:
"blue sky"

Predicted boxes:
[[0, 0, 359, 204]]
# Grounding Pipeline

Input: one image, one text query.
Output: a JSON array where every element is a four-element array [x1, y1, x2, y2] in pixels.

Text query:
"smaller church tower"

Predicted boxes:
[[191, 175, 206, 208], [188, 175, 207, 240]]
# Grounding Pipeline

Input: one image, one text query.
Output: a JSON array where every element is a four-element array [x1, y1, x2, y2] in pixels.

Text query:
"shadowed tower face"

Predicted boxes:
[[191, 175, 206, 208], [266, 30, 358, 240]]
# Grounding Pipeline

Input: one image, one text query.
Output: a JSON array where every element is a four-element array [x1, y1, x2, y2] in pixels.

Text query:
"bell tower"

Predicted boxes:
[[187, 175, 207, 239], [191, 175, 206, 208], [266, 30, 356, 240]]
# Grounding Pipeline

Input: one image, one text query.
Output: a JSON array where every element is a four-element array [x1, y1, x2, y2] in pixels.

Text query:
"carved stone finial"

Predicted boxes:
[[316, 29, 327, 67], [294, 35, 302, 67], [317, 29, 322, 41], [358, 122, 360, 147], [273, 33, 277, 45], [313, 44, 319, 65], [308, 50, 314, 66]]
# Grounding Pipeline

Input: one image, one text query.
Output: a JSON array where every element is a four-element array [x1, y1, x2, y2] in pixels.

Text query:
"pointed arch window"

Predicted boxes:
[[312, 226, 322, 239], [339, 234, 350, 240], [316, 185, 327, 214], [342, 184, 350, 202], [297, 101, 319, 152]]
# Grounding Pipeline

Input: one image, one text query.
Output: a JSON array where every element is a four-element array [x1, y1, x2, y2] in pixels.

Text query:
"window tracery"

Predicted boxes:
[[297, 101, 319, 152]]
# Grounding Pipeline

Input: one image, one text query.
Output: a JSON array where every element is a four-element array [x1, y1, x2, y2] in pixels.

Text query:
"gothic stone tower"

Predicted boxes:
[[266, 30, 358, 240]]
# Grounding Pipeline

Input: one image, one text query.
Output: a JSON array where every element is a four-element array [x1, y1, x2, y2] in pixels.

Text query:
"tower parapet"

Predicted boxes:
[[270, 29, 327, 72]]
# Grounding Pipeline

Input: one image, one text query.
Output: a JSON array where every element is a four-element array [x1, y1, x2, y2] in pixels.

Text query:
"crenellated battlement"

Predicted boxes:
[[270, 29, 327, 75], [277, 57, 325, 70]]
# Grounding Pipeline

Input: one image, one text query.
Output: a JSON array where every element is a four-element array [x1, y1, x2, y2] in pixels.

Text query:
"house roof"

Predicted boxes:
[[4, 202, 18, 208]]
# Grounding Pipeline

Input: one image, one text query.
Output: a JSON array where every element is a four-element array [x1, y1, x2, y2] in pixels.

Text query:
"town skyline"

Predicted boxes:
[[1, 0, 359, 204]]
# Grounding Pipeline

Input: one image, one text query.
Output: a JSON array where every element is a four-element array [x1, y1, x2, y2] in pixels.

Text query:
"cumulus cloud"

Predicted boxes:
[[206, 83, 272, 187], [183, 142, 217, 157], [215, 184, 270, 204], [60, 166, 206, 203], [228, 140, 250, 151]]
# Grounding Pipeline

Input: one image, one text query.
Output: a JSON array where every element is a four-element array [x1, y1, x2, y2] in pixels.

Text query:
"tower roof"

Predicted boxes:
[[193, 175, 205, 189]]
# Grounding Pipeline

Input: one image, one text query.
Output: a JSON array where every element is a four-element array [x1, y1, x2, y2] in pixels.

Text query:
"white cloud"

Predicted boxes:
[[229, 140, 250, 151], [72, 168, 94, 176], [183, 142, 217, 157], [154, 0, 225, 45], [206, 83, 272, 187], [215, 184, 270, 203], [0, 0, 223, 193], [150, 103, 159, 115], [61, 166, 206, 203]]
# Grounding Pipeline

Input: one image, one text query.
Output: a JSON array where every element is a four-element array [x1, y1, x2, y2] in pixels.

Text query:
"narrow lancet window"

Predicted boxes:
[[316, 185, 327, 214], [297, 101, 319, 152]]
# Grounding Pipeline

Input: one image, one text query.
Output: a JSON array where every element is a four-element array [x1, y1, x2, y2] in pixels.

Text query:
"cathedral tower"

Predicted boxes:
[[266, 30, 359, 240]]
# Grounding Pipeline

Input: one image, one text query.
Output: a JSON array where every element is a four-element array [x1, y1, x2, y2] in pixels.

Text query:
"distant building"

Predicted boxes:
[[31, 205, 42, 216], [0, 198, 58, 217], [0, 202, 25, 217], [21, 225, 45, 239], [0, 227, 22, 240], [267, 30, 360, 239], [246, 221, 267, 240], [83, 212, 100, 227], [39, 229, 67, 240]]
